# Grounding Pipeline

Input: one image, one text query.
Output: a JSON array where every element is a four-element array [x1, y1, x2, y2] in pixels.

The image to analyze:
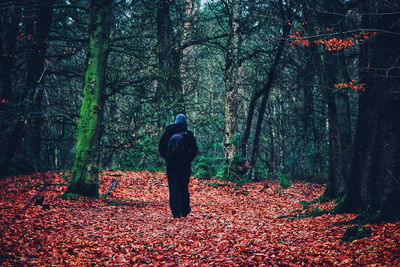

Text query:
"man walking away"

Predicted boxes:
[[159, 114, 198, 218]]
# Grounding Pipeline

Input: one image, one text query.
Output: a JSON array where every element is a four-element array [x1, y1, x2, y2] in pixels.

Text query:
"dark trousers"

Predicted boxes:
[[166, 164, 191, 218]]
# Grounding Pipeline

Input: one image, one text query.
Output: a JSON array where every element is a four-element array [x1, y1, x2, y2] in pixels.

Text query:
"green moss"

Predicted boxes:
[[60, 192, 77, 199], [61, 174, 70, 183], [342, 226, 372, 242], [67, 0, 112, 198], [277, 207, 333, 220], [318, 188, 334, 203], [301, 208, 331, 218], [299, 200, 314, 210]]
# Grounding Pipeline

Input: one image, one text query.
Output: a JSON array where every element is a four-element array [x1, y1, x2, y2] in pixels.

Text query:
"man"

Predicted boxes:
[[159, 114, 198, 218]]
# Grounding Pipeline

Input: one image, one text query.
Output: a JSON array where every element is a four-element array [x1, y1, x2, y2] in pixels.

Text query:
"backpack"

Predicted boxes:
[[166, 131, 186, 161]]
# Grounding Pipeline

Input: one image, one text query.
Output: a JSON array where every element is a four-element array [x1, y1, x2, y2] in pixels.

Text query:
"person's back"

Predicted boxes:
[[159, 114, 198, 218]]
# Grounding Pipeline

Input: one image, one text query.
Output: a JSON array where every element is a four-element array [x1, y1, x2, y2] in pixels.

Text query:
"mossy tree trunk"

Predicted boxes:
[[67, 0, 113, 197]]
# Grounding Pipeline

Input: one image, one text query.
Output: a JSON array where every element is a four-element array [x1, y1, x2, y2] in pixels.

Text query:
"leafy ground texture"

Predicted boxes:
[[0, 171, 399, 266]]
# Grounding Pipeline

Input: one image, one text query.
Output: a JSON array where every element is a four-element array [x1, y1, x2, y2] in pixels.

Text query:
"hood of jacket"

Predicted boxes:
[[166, 122, 188, 134]]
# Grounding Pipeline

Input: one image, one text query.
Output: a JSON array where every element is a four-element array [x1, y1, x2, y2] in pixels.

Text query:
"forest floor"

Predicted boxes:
[[0, 171, 399, 266]]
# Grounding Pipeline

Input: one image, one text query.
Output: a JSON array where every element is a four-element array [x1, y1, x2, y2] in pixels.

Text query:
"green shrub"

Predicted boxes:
[[217, 158, 252, 186], [277, 172, 292, 189], [255, 167, 268, 180], [193, 156, 223, 179]]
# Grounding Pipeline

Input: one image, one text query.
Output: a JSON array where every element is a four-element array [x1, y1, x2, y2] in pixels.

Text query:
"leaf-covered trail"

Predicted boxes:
[[0, 171, 399, 265]]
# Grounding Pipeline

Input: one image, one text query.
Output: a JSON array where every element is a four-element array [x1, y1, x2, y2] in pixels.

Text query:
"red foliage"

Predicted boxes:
[[335, 79, 366, 92], [16, 32, 33, 41], [289, 29, 377, 51], [313, 37, 355, 51], [0, 171, 399, 265], [289, 30, 311, 47]]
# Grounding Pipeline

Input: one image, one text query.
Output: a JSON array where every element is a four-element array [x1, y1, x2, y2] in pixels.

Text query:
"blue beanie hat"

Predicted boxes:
[[175, 114, 188, 126]]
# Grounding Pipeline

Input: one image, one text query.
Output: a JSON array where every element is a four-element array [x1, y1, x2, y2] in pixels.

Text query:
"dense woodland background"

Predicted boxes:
[[0, 0, 399, 220]]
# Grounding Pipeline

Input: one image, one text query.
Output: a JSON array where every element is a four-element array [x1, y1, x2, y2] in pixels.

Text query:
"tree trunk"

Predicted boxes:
[[241, 0, 289, 163], [241, 87, 262, 159], [180, 0, 196, 98], [0, 1, 19, 164], [246, 23, 290, 179], [334, 55, 352, 195], [156, 0, 185, 116], [67, 0, 113, 197], [223, 0, 242, 171], [339, 1, 400, 220], [317, 0, 353, 200], [28, 5, 53, 171], [318, 51, 352, 200], [299, 51, 321, 180], [337, 0, 374, 211]]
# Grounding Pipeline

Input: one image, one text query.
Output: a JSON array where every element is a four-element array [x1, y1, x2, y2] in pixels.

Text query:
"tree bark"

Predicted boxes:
[[339, 0, 400, 219], [317, 0, 352, 200], [156, 0, 185, 116], [242, 16, 289, 179], [29, 5, 53, 171], [223, 0, 242, 170], [299, 51, 322, 180], [319, 52, 352, 200], [241, 0, 290, 164], [337, 0, 375, 211], [67, 0, 113, 197], [180, 0, 196, 98]]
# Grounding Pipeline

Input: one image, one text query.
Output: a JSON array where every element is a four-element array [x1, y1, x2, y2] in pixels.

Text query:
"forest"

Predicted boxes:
[[0, 0, 399, 265]]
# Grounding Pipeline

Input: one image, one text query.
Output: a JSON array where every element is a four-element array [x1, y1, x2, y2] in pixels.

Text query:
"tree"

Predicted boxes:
[[0, 0, 20, 149], [240, 0, 290, 180], [317, 0, 352, 200], [0, 0, 19, 119], [1, 0, 53, 176], [222, 0, 242, 171], [156, 0, 185, 117], [66, 0, 113, 197], [248, 22, 290, 179], [338, 0, 400, 220]]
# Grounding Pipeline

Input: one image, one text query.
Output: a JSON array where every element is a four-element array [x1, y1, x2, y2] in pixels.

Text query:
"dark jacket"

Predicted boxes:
[[159, 122, 198, 165]]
